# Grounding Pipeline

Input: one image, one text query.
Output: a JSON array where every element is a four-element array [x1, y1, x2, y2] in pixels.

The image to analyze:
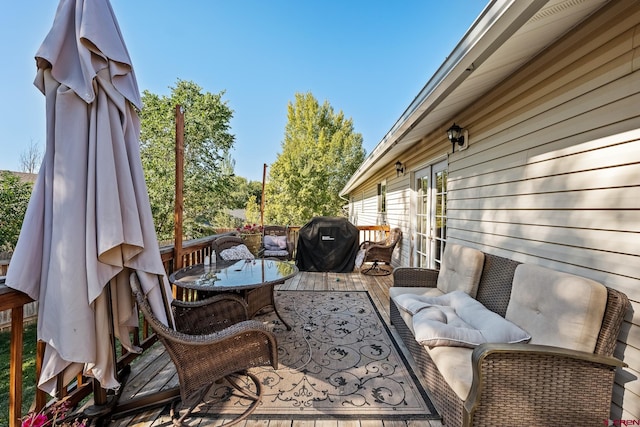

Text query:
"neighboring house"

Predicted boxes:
[[225, 208, 247, 223], [340, 0, 639, 419]]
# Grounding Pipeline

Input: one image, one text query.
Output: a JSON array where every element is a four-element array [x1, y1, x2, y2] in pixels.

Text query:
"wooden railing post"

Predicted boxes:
[[174, 105, 184, 273], [35, 341, 47, 410], [1, 281, 34, 427], [9, 305, 23, 427]]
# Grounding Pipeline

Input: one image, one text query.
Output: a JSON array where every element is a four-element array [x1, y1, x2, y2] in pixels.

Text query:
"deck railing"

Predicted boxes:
[[1, 224, 390, 426]]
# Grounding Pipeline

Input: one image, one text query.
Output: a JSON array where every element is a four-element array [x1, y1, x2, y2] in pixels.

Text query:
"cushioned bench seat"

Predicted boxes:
[[390, 244, 629, 426]]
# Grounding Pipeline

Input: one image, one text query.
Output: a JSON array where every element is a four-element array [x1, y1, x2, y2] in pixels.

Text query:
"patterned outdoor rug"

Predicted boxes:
[[193, 290, 438, 421]]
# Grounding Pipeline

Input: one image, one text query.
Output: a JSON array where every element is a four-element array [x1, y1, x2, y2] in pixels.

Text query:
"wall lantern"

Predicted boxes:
[[447, 123, 466, 152], [395, 160, 404, 177]]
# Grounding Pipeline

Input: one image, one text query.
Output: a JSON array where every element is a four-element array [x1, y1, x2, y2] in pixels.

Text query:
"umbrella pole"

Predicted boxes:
[[261, 163, 266, 227]]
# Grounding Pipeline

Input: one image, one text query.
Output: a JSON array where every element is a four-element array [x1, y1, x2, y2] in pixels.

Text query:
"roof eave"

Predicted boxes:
[[339, 0, 551, 196]]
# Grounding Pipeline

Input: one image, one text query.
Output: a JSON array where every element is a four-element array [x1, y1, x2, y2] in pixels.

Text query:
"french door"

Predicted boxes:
[[414, 160, 447, 269]]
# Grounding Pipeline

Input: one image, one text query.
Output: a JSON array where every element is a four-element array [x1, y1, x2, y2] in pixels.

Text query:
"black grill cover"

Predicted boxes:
[[295, 217, 359, 272]]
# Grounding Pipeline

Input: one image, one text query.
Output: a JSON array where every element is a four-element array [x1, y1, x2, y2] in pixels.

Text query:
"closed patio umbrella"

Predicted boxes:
[[5, 0, 172, 395]]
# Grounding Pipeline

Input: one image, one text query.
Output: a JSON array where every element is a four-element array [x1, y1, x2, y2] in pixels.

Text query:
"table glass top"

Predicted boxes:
[[170, 259, 298, 290]]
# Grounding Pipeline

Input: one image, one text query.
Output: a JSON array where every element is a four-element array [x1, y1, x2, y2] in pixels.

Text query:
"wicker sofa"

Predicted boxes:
[[390, 245, 629, 426]]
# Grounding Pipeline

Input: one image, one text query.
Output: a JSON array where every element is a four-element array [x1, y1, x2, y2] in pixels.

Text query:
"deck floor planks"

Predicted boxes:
[[106, 270, 441, 427], [119, 344, 174, 402]]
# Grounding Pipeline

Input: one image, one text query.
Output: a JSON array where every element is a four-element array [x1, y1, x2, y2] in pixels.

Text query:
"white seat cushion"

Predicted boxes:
[[389, 286, 444, 300], [436, 244, 485, 298], [264, 235, 288, 250], [426, 346, 474, 401], [505, 264, 607, 353]]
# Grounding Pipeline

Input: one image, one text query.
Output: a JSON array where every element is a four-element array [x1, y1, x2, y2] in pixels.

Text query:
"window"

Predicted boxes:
[[377, 181, 387, 213]]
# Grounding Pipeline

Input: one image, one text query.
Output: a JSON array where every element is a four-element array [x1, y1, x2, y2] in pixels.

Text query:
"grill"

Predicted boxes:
[[295, 217, 359, 273]]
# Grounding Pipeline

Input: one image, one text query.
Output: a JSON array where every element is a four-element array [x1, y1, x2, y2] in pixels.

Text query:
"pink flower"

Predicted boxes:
[[236, 224, 263, 234], [21, 413, 48, 427], [20, 396, 85, 427]]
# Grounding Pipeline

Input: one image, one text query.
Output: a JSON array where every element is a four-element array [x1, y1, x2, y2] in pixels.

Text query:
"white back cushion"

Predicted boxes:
[[409, 291, 531, 348], [436, 244, 485, 297], [390, 287, 445, 335], [505, 264, 607, 353]]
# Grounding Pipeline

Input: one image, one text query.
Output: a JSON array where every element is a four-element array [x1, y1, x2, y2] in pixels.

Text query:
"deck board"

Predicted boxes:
[[107, 270, 442, 427]]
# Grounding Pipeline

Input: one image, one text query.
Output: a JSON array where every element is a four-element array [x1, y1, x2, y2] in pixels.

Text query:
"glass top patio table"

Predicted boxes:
[[169, 259, 298, 291]]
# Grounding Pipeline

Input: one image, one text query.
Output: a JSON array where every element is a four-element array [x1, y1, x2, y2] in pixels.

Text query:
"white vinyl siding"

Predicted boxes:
[[445, 1, 640, 418], [348, 172, 412, 267], [386, 176, 412, 266]]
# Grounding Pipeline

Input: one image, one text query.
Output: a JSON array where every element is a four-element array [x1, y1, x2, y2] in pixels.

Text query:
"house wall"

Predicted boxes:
[[448, 0, 640, 419], [349, 164, 406, 263], [347, 0, 640, 418], [349, 164, 420, 267], [349, 133, 450, 266]]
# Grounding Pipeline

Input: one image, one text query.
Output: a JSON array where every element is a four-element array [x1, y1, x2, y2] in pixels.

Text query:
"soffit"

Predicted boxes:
[[341, 0, 609, 196]]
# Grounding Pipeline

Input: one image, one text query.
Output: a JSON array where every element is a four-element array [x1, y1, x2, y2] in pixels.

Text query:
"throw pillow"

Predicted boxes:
[[413, 305, 486, 346], [220, 244, 255, 260], [264, 235, 287, 251]]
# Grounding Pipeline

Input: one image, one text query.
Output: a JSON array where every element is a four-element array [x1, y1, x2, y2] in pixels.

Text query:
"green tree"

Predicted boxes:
[[140, 80, 235, 241], [265, 92, 366, 225], [0, 171, 33, 252], [228, 175, 263, 210], [244, 194, 261, 224]]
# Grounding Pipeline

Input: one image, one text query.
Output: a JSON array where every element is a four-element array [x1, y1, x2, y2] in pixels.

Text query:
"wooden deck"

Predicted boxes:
[[105, 271, 443, 427]]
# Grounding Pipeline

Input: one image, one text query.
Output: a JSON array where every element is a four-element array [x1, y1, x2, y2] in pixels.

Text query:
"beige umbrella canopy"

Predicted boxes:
[[6, 0, 172, 394]]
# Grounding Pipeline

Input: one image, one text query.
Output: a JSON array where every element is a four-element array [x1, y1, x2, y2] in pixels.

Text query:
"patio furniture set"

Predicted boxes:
[[128, 232, 298, 426], [389, 243, 629, 426], [129, 230, 629, 426]]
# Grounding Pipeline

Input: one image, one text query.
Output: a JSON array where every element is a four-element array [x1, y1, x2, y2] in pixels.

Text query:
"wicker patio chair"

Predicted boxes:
[[130, 272, 278, 426], [212, 235, 247, 261], [262, 225, 294, 260], [211, 234, 288, 321], [358, 227, 402, 275]]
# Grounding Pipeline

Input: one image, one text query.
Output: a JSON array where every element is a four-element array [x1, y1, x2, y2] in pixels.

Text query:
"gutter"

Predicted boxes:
[[340, 0, 549, 196]]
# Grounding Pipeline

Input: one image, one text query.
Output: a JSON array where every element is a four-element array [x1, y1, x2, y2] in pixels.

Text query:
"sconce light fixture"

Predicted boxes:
[[395, 160, 404, 177], [447, 123, 466, 152]]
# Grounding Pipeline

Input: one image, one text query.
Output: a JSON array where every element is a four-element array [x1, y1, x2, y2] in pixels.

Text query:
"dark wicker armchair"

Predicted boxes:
[[359, 227, 402, 275], [212, 235, 248, 261], [130, 272, 278, 426], [262, 225, 294, 260]]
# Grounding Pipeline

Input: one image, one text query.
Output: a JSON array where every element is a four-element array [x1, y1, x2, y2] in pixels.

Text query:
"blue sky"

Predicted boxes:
[[0, 1, 487, 182]]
